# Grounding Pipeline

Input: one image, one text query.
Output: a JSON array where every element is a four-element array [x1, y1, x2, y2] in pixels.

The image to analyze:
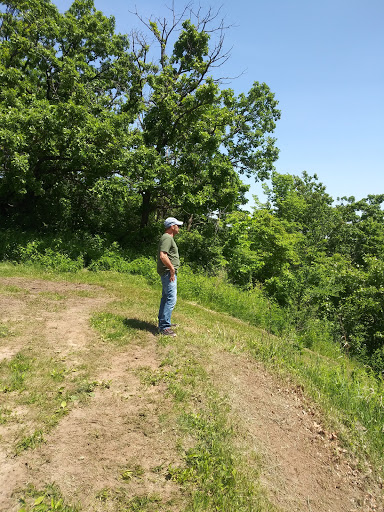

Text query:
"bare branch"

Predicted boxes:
[[129, 2, 235, 79]]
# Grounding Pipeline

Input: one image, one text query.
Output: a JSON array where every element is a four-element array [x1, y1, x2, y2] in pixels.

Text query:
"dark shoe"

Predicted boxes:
[[159, 328, 177, 337]]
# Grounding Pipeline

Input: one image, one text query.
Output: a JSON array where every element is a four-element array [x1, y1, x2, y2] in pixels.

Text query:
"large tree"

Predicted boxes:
[[0, 0, 139, 229], [0, 0, 280, 231], [122, 4, 281, 227]]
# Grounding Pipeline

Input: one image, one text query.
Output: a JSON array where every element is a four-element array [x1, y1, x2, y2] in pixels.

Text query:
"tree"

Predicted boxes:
[[261, 171, 335, 255], [0, 0, 280, 234], [126, 5, 281, 227], [330, 195, 384, 264], [221, 209, 301, 289], [0, 0, 139, 229]]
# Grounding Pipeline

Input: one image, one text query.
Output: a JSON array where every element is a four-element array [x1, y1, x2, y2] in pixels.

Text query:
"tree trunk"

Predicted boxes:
[[187, 214, 194, 232], [140, 190, 151, 228]]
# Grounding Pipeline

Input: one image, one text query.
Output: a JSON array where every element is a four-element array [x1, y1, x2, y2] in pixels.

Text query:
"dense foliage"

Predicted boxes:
[[218, 174, 384, 373], [0, 0, 383, 373], [0, 0, 279, 235]]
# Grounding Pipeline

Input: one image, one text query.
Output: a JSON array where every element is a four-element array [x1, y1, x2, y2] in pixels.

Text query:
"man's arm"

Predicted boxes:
[[159, 251, 176, 281]]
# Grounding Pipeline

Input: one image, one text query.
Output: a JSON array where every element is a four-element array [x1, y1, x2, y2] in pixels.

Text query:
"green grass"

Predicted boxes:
[[17, 484, 80, 512], [90, 312, 135, 345], [0, 262, 383, 510], [0, 284, 24, 294], [16, 429, 45, 454], [120, 464, 145, 481], [0, 352, 33, 392]]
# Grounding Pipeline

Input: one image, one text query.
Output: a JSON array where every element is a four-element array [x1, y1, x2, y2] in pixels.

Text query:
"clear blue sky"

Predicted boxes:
[[55, 0, 384, 205]]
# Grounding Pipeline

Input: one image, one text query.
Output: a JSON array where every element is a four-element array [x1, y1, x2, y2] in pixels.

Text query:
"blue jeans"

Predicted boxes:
[[158, 272, 177, 331]]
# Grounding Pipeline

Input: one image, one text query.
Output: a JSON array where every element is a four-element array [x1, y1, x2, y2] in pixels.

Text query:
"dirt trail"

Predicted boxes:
[[212, 352, 381, 511], [0, 277, 382, 511], [19, 345, 184, 512], [0, 278, 183, 512]]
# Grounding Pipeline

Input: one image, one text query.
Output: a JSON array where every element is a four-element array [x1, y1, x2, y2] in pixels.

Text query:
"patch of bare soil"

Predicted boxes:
[[0, 277, 183, 512], [212, 351, 383, 512], [0, 277, 383, 512]]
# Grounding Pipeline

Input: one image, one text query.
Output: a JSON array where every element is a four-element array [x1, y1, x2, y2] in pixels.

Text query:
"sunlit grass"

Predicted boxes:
[[0, 262, 383, 510]]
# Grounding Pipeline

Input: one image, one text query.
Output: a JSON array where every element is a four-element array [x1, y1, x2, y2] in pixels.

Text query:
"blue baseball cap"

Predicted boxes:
[[164, 217, 183, 228]]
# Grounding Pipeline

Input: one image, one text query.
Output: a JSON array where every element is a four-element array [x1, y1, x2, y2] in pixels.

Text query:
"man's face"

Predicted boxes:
[[172, 224, 180, 235]]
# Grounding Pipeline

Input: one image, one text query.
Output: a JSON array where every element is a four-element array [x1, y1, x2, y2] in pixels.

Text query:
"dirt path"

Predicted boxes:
[[0, 278, 183, 512], [212, 352, 381, 511], [0, 277, 382, 511]]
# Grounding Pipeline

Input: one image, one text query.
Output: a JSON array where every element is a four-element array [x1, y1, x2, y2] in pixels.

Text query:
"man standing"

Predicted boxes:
[[157, 217, 183, 336]]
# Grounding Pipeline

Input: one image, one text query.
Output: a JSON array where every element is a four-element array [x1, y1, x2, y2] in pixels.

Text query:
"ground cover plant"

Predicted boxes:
[[0, 262, 382, 511]]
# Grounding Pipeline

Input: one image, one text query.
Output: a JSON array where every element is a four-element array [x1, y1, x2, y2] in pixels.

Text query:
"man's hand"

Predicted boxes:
[[160, 251, 176, 281]]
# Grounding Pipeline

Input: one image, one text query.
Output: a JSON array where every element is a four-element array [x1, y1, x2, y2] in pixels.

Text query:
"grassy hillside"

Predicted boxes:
[[0, 263, 382, 511]]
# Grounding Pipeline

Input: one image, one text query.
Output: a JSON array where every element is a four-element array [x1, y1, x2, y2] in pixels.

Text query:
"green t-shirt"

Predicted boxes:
[[157, 233, 180, 276]]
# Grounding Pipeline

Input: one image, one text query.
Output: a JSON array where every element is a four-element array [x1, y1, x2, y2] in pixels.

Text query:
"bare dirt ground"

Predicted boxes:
[[0, 277, 383, 511], [212, 352, 382, 511]]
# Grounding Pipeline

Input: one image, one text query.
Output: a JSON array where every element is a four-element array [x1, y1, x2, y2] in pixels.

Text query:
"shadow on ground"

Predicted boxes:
[[123, 318, 158, 335]]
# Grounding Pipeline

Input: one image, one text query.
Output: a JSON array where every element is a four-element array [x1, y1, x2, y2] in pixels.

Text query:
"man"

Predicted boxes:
[[157, 217, 183, 336]]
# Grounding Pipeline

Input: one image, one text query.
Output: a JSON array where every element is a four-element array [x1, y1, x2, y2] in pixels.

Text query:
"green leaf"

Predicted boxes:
[[34, 495, 45, 505]]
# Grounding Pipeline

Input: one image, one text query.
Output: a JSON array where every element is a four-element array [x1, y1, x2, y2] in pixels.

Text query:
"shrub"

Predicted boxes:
[[18, 245, 84, 273]]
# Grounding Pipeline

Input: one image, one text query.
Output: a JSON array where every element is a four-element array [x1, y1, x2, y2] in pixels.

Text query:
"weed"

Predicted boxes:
[[0, 322, 10, 337], [50, 368, 67, 382], [121, 464, 145, 481], [99, 379, 111, 389], [0, 353, 32, 392], [94, 488, 167, 511], [0, 284, 24, 294], [95, 488, 112, 502], [17, 483, 79, 512], [125, 494, 162, 511], [137, 366, 178, 387], [38, 291, 65, 301], [16, 429, 45, 454], [75, 380, 99, 395], [0, 406, 12, 424]]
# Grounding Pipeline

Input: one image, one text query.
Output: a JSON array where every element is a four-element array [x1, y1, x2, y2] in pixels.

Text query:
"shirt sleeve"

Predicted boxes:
[[159, 236, 172, 254]]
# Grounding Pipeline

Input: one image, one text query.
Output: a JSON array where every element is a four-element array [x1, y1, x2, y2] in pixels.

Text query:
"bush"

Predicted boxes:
[[20, 246, 84, 273], [0, 229, 110, 266], [371, 345, 384, 376], [177, 229, 225, 274], [87, 244, 130, 272], [125, 257, 158, 282]]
